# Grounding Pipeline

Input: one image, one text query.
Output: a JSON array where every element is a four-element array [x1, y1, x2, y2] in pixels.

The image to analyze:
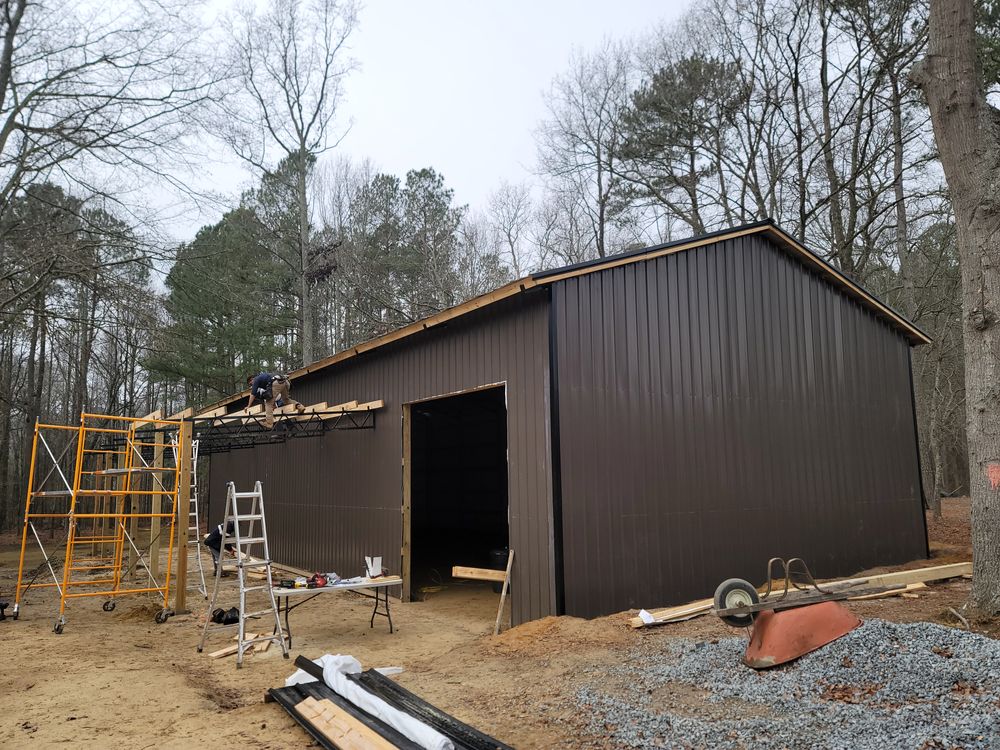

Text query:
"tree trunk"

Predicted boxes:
[[297, 149, 314, 366], [819, 0, 849, 269], [912, 0, 1000, 614]]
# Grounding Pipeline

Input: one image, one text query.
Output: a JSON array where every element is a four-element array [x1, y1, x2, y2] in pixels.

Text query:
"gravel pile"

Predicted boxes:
[[578, 620, 1000, 749]]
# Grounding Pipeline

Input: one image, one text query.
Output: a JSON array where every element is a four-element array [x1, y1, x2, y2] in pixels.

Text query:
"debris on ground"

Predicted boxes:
[[579, 619, 1000, 749]]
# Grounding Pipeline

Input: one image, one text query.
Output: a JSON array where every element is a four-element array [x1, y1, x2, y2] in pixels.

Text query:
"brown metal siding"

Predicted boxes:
[[208, 293, 555, 624], [553, 234, 927, 619]]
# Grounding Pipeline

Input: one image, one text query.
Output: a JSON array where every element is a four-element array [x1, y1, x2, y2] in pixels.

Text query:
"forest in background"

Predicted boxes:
[[1, 0, 989, 527]]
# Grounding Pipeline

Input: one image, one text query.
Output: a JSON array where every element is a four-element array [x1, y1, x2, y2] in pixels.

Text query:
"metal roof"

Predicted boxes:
[[199, 220, 929, 414]]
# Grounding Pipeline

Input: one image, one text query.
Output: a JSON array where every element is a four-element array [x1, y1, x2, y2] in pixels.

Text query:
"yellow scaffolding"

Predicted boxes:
[[13, 412, 183, 633]]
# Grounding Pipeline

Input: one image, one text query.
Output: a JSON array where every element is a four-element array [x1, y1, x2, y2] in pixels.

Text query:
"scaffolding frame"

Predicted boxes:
[[13, 412, 182, 632]]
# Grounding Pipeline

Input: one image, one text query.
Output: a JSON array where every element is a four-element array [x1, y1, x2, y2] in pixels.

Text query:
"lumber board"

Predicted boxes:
[[494, 549, 514, 635], [210, 633, 259, 658], [630, 563, 971, 628], [452, 565, 507, 583], [288, 402, 329, 422], [351, 399, 384, 411], [134, 409, 164, 428], [629, 600, 714, 628], [848, 582, 926, 601], [329, 400, 359, 410], [194, 405, 227, 419], [836, 562, 971, 589], [294, 697, 398, 750]]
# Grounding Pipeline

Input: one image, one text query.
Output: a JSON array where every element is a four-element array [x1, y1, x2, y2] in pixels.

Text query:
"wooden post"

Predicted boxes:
[[173, 416, 192, 614], [493, 549, 514, 636], [401, 404, 411, 603], [150, 427, 164, 580]]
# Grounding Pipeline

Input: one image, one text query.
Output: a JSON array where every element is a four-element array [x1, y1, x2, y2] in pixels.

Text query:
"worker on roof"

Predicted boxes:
[[246, 372, 306, 429]]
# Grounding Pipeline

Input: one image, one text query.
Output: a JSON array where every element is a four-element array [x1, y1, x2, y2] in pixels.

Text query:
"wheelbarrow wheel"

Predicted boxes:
[[714, 578, 760, 628]]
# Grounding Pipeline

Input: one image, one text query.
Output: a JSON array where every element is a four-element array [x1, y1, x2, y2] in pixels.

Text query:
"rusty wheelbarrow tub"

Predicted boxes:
[[712, 557, 889, 669]]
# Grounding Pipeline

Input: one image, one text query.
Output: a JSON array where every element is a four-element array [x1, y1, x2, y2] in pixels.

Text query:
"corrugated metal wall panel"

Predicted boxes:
[[208, 293, 555, 624], [554, 234, 926, 619]]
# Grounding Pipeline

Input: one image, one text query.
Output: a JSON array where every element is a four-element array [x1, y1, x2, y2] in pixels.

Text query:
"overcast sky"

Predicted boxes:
[[175, 0, 690, 241]]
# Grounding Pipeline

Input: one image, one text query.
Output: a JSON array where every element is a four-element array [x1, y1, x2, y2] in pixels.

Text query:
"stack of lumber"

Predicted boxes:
[[630, 562, 972, 628], [209, 633, 273, 659]]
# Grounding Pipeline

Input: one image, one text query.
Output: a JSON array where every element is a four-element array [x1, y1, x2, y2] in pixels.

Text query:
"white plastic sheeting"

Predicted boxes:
[[285, 654, 454, 750]]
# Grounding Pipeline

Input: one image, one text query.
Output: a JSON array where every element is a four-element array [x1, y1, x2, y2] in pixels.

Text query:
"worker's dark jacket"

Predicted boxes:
[[204, 522, 236, 553], [250, 373, 275, 400]]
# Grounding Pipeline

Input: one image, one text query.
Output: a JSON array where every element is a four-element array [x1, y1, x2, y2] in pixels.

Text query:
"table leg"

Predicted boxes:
[[284, 597, 292, 648], [368, 587, 393, 633]]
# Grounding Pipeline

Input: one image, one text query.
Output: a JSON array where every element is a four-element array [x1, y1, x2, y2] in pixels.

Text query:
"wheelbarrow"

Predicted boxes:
[[712, 558, 902, 668]]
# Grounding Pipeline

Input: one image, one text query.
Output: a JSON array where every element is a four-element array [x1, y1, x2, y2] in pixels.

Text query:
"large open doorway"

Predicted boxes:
[[402, 385, 509, 603]]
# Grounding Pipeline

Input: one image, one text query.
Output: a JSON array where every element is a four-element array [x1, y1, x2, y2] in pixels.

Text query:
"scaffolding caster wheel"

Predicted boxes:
[[154, 609, 171, 624], [53, 619, 64, 634], [102, 600, 116, 612], [12, 604, 18, 621], [714, 578, 760, 628]]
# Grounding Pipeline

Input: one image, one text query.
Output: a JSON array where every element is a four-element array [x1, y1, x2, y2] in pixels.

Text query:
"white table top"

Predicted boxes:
[[271, 576, 402, 598]]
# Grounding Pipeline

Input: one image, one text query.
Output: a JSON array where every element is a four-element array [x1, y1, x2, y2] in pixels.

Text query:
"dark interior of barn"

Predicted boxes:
[[410, 386, 509, 593]]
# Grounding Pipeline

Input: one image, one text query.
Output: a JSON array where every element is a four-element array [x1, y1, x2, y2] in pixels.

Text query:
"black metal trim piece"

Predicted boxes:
[[531, 219, 774, 280], [548, 289, 566, 617], [908, 347, 931, 559]]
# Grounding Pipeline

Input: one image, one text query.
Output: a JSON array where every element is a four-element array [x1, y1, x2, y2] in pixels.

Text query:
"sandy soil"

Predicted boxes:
[[0, 498, 979, 749]]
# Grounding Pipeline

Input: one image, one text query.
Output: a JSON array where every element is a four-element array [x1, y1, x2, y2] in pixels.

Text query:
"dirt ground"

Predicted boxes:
[[0, 498, 980, 749]]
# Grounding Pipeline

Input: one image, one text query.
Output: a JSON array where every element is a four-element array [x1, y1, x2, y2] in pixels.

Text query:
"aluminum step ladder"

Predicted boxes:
[[197, 481, 288, 668], [171, 437, 207, 597]]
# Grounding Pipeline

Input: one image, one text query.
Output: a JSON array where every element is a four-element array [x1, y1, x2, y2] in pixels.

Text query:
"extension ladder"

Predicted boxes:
[[197, 481, 288, 668], [171, 437, 207, 598]]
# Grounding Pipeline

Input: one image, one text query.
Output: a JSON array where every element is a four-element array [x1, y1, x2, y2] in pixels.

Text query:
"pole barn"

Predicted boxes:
[[204, 220, 930, 625]]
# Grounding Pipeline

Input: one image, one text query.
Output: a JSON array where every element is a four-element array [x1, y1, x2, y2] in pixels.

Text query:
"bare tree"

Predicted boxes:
[[488, 181, 535, 277], [0, 0, 215, 318], [537, 39, 632, 258], [224, 0, 358, 365], [911, 0, 1000, 614]]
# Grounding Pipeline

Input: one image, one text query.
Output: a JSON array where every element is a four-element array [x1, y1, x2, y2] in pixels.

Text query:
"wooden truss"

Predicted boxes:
[[189, 400, 383, 455]]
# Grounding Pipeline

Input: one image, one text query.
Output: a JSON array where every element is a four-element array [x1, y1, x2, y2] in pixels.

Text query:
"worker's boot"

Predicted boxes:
[[263, 418, 275, 430]]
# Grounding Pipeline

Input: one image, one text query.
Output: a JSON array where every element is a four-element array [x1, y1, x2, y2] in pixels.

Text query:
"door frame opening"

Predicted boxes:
[[401, 382, 508, 602]]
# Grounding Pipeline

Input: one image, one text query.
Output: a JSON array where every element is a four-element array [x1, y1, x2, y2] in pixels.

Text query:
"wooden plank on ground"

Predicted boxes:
[[294, 697, 398, 750], [630, 562, 971, 628], [452, 565, 507, 583], [837, 562, 972, 589], [210, 633, 259, 658], [848, 582, 926, 601]]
